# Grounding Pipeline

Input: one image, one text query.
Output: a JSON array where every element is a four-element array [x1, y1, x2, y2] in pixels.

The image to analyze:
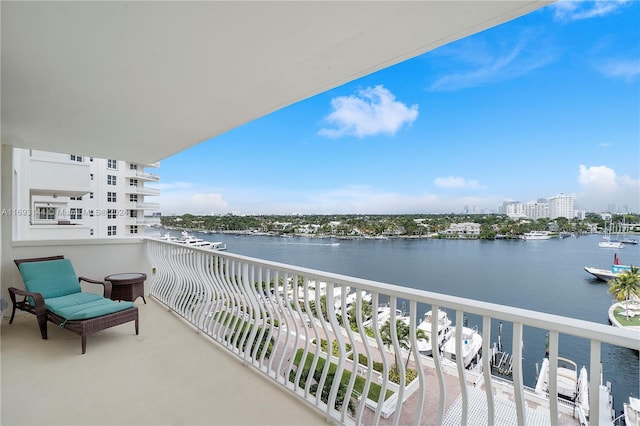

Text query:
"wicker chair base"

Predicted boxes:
[[48, 307, 139, 354]]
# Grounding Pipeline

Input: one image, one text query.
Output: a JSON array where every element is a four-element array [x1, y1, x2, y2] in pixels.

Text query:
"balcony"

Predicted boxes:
[[126, 186, 160, 196], [136, 217, 161, 226], [135, 202, 161, 210], [2, 238, 638, 426], [1, 298, 325, 425], [28, 157, 91, 197], [126, 170, 160, 182]]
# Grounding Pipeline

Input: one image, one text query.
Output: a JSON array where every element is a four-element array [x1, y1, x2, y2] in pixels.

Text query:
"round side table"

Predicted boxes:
[[105, 272, 147, 304]]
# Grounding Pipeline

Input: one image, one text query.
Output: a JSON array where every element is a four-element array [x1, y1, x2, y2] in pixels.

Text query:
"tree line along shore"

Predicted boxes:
[[160, 213, 640, 241]]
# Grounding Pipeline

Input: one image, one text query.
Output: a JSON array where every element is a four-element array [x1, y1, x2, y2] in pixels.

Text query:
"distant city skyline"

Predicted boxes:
[[154, 1, 639, 216]]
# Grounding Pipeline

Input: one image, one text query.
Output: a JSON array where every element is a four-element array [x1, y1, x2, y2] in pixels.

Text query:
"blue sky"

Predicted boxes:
[[155, 1, 640, 216]]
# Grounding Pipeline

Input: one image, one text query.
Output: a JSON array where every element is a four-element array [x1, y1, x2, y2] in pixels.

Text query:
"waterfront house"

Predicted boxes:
[[2, 2, 637, 425]]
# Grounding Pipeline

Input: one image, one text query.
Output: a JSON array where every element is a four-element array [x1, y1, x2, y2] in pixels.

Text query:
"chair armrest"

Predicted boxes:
[[8, 287, 46, 314], [78, 277, 112, 299]]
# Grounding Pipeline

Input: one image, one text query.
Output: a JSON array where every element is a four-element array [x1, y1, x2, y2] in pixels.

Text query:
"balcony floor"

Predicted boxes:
[[1, 298, 327, 426]]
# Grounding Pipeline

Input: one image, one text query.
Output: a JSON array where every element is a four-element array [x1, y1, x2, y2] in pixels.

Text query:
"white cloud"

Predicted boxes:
[[429, 33, 555, 92], [596, 58, 640, 81], [318, 86, 418, 138], [577, 165, 640, 211], [552, 0, 630, 22], [434, 176, 484, 189]]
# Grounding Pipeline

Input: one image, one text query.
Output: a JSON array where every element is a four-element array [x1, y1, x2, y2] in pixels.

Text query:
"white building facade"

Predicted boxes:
[[12, 148, 160, 240], [548, 194, 575, 220]]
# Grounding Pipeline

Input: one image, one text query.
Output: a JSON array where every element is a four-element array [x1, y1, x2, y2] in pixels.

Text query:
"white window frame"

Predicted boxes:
[[107, 192, 117, 203], [107, 175, 117, 185], [107, 225, 117, 236], [107, 159, 118, 170]]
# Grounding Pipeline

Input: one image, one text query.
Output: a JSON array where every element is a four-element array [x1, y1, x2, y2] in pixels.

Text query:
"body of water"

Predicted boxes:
[[152, 229, 639, 416]]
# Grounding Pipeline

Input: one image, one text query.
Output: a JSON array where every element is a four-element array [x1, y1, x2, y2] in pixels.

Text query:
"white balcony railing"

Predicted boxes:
[[145, 239, 639, 426], [135, 202, 160, 210], [126, 186, 160, 196], [136, 217, 161, 225]]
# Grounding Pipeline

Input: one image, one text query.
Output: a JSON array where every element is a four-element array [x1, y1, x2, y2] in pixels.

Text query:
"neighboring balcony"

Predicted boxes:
[[133, 202, 161, 210], [28, 157, 91, 197], [126, 186, 160, 196], [136, 217, 161, 226], [126, 170, 160, 182]]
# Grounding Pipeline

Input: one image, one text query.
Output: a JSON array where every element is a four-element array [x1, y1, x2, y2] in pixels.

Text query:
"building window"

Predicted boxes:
[[129, 194, 138, 203], [90, 173, 94, 181], [107, 225, 117, 236], [88, 210, 94, 217], [36, 207, 56, 221], [90, 229, 94, 236], [107, 175, 117, 185], [130, 225, 139, 234], [107, 209, 117, 219], [90, 192, 94, 199], [107, 192, 117, 202], [129, 210, 138, 218], [129, 179, 138, 187], [70, 196, 83, 201], [129, 164, 138, 170], [70, 154, 83, 162], [107, 159, 118, 170], [70, 208, 83, 220]]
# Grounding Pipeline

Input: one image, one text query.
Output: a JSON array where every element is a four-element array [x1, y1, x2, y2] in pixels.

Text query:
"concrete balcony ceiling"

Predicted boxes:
[[1, 1, 549, 164]]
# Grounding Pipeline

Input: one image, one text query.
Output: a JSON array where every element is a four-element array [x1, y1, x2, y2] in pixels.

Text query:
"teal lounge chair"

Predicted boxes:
[[8, 256, 139, 354]]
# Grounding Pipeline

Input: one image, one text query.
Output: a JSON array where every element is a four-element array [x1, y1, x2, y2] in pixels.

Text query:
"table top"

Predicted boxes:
[[104, 272, 147, 283]]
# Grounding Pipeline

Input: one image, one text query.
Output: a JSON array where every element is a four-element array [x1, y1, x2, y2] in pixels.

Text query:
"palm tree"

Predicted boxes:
[[608, 266, 640, 319], [380, 318, 428, 370]]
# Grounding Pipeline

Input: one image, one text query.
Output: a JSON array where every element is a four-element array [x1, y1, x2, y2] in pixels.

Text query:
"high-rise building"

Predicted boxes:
[[548, 194, 575, 219], [12, 148, 160, 239]]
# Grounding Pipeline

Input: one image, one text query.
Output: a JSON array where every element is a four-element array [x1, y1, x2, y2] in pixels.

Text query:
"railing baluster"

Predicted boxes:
[[590, 340, 601, 424], [482, 316, 494, 425], [548, 330, 559, 425], [455, 310, 468, 425], [431, 305, 446, 425], [512, 322, 526, 425]]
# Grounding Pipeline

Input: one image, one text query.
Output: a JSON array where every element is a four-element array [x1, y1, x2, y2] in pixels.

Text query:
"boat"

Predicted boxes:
[[624, 396, 640, 426], [599, 215, 624, 249], [584, 253, 631, 282], [598, 239, 624, 249], [522, 231, 551, 240], [441, 325, 482, 368], [334, 290, 372, 317], [177, 231, 227, 250], [362, 305, 404, 328], [535, 357, 587, 410], [415, 310, 453, 356]]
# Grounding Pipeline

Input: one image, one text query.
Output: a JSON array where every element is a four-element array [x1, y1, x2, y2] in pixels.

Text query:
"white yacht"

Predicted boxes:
[[534, 358, 597, 425], [363, 305, 404, 329], [177, 231, 227, 251], [625, 396, 640, 426], [522, 231, 551, 240], [416, 310, 453, 356], [441, 326, 482, 368]]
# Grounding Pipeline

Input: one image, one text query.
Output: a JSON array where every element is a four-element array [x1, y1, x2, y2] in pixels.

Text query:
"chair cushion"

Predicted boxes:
[[45, 292, 105, 312], [51, 298, 135, 321], [19, 259, 81, 299]]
